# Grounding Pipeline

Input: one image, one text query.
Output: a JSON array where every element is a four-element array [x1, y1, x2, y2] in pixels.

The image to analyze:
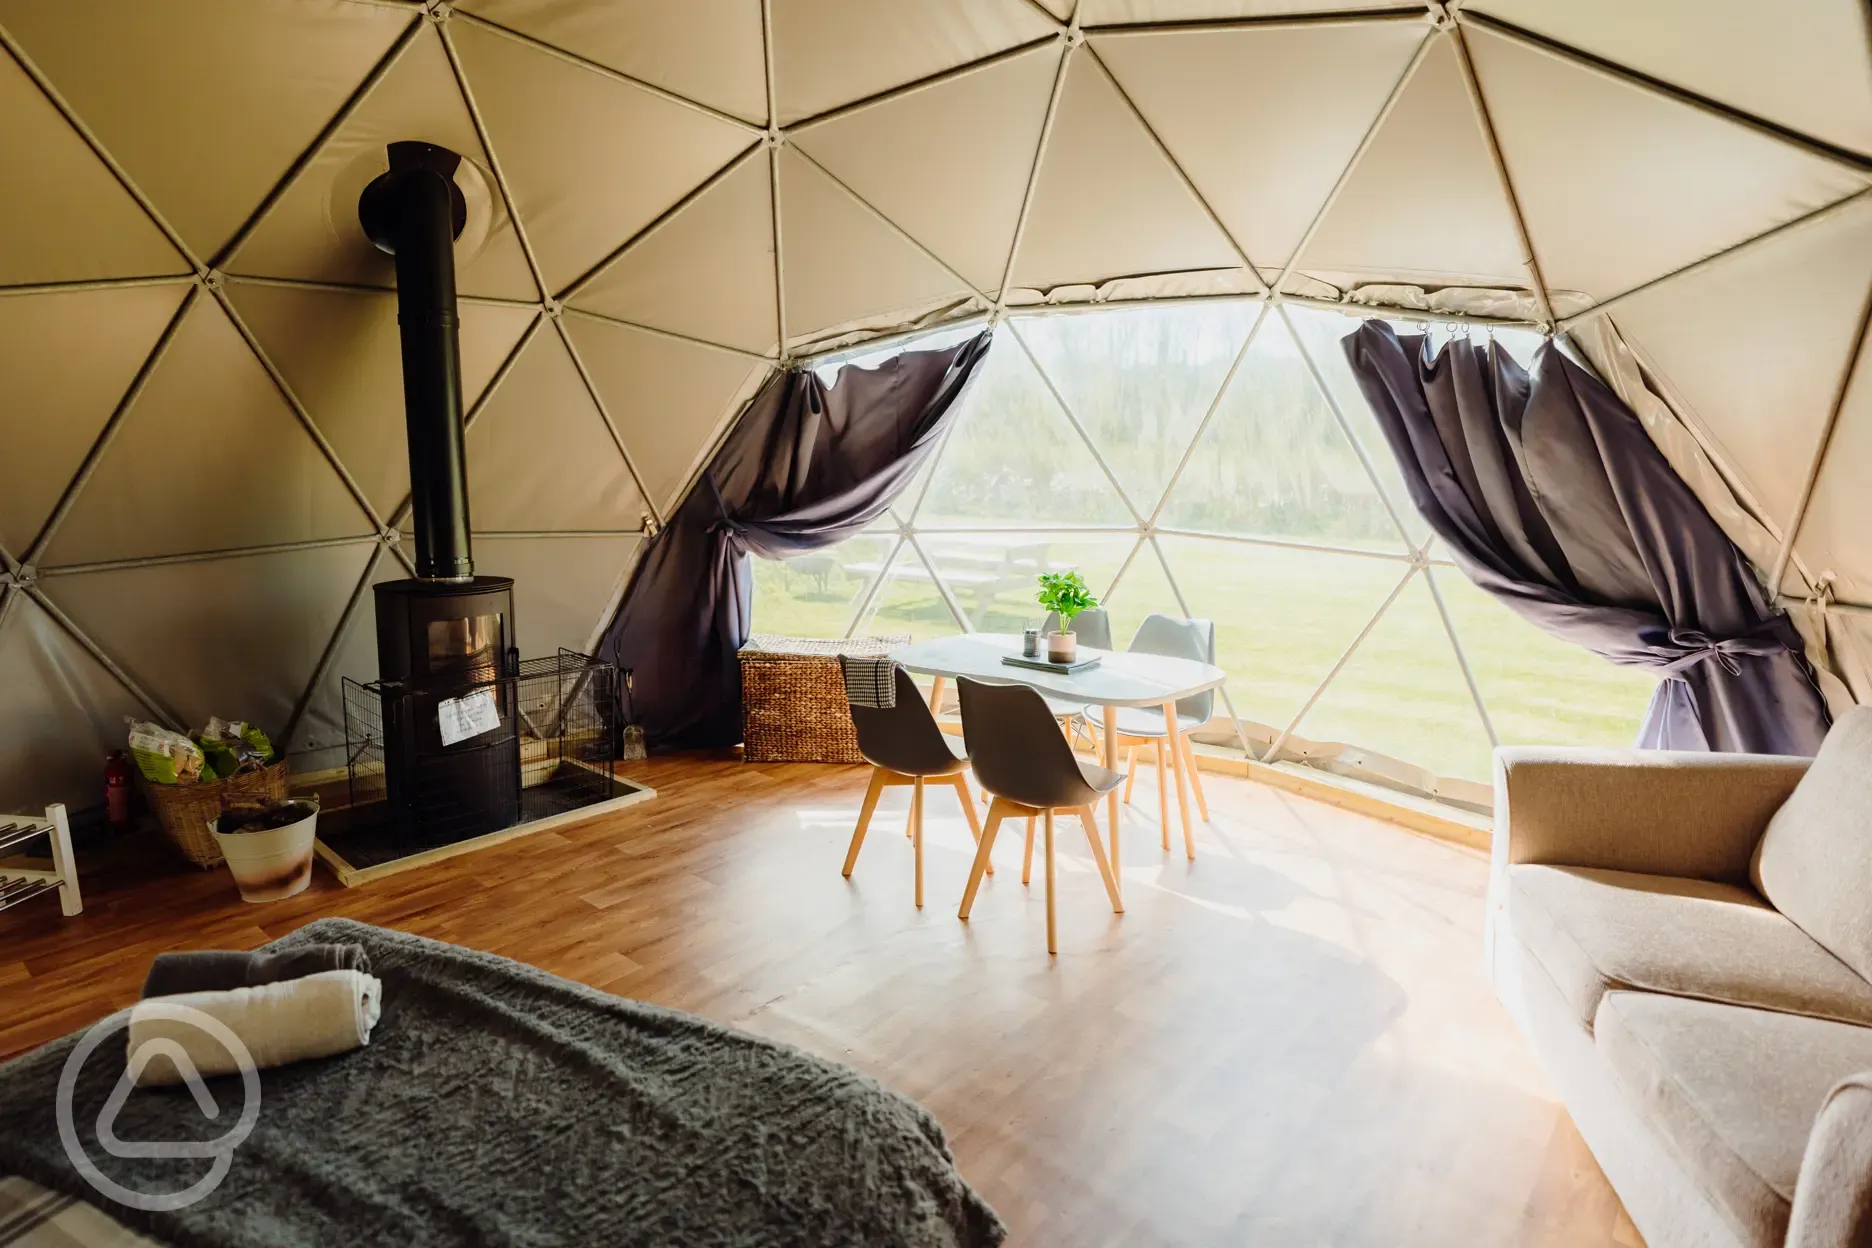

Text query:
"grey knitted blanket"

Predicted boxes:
[[0, 918, 1004, 1248]]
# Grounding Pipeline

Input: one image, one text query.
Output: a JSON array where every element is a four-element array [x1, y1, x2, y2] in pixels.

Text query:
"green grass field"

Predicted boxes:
[[751, 534, 1657, 784]]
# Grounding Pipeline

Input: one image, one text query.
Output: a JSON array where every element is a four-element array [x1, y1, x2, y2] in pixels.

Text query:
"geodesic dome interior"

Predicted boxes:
[[5, 0, 1872, 812]]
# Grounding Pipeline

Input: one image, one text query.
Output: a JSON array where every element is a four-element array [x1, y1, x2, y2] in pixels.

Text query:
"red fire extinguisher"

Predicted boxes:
[[105, 750, 133, 830]]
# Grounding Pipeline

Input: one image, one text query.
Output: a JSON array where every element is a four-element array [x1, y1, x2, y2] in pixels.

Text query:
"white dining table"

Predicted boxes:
[[889, 633, 1226, 894]]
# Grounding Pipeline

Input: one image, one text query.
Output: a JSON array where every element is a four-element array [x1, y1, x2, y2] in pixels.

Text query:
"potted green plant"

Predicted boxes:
[[1035, 570, 1097, 663]]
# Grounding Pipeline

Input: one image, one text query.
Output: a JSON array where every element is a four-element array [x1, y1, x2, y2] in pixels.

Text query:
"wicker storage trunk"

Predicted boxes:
[[740, 634, 909, 763]]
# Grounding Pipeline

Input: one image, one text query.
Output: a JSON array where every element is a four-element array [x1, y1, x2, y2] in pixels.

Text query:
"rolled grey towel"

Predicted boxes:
[[141, 944, 370, 999]]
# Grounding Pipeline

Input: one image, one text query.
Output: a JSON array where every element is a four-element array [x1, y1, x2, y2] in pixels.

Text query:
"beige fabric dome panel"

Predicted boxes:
[[4, 0, 1872, 812]]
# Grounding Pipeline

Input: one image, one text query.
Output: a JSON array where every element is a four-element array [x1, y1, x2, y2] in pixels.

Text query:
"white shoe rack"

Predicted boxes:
[[0, 804, 82, 916]]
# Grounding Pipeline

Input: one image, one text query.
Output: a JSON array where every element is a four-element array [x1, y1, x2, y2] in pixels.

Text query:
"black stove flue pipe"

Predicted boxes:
[[360, 141, 474, 582]]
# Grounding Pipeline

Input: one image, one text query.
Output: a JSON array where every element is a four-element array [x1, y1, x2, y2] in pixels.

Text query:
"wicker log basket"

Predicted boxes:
[[740, 635, 909, 763], [142, 760, 290, 869]]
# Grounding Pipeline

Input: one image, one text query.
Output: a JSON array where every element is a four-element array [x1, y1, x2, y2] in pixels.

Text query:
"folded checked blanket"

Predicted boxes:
[[0, 918, 1004, 1248]]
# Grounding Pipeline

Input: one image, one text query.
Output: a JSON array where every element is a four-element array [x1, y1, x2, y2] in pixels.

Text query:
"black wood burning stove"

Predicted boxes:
[[362, 141, 521, 842]]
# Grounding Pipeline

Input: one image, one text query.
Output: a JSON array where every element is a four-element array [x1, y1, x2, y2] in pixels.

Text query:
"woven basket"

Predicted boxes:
[[740, 634, 909, 764], [143, 760, 291, 868]]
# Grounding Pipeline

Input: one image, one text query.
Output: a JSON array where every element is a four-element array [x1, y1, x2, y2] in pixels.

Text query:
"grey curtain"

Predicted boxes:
[[597, 330, 992, 750], [1343, 322, 1829, 756]]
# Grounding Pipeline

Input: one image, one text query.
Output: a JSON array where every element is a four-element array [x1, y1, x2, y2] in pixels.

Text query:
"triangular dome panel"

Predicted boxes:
[[291, 550, 401, 765], [1092, 20, 1425, 272], [1287, 571, 1495, 783], [1011, 51, 1242, 292], [1103, 538, 1189, 652], [564, 313, 770, 516], [919, 530, 1136, 632], [455, 0, 769, 124], [1019, 300, 1259, 514], [1468, 26, 1870, 304], [226, 280, 538, 519], [918, 336, 1135, 527], [1158, 534, 1402, 736], [1283, 306, 1431, 545], [465, 327, 647, 531], [0, 283, 188, 554], [1608, 199, 1872, 528], [0, 0, 408, 261], [1162, 310, 1413, 551], [1295, 36, 1530, 291], [478, 533, 641, 654], [1469, 0, 1872, 159], [0, 593, 155, 813], [770, 0, 1057, 127], [1788, 358, 1872, 604], [1428, 564, 1657, 753], [852, 542, 965, 642], [792, 42, 1062, 294], [450, 20, 755, 295], [41, 540, 372, 738], [749, 531, 898, 638], [43, 295, 370, 567], [0, 46, 181, 286], [777, 146, 974, 348], [227, 26, 536, 301], [567, 151, 777, 355]]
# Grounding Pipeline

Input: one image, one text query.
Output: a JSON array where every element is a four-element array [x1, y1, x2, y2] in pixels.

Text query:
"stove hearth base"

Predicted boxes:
[[325, 649, 645, 886], [313, 766, 655, 887]]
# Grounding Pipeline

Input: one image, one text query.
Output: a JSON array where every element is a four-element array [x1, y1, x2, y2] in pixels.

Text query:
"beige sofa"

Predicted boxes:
[[1488, 707, 1872, 1248]]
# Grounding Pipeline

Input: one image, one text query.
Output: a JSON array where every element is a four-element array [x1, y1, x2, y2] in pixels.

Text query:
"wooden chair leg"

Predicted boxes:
[[912, 777, 925, 909], [1155, 740, 1170, 851], [1181, 732, 1210, 821], [1022, 816, 1036, 885], [959, 800, 1008, 919], [1123, 745, 1138, 804], [1163, 702, 1195, 861], [951, 773, 991, 876], [1078, 805, 1123, 914], [842, 768, 888, 878], [1043, 808, 1058, 956]]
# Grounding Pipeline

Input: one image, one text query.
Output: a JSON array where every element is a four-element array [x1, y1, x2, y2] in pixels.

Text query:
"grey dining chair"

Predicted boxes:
[[840, 661, 988, 909], [1039, 606, 1111, 748], [955, 676, 1123, 955], [1098, 613, 1214, 859], [1040, 607, 1113, 651]]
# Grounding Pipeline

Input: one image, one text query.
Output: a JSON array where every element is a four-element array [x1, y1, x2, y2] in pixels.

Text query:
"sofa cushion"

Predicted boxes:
[[1508, 864, 1872, 1030], [1596, 991, 1872, 1247], [1755, 706, 1872, 983]]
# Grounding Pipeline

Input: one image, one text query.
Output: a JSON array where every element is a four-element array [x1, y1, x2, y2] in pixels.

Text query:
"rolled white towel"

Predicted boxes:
[[127, 969, 382, 1086]]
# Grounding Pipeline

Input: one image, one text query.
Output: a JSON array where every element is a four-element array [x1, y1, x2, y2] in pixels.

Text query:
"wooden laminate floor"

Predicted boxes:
[[1, 755, 1641, 1247]]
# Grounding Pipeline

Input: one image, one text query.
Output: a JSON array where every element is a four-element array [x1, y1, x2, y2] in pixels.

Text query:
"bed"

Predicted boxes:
[[0, 918, 1004, 1247]]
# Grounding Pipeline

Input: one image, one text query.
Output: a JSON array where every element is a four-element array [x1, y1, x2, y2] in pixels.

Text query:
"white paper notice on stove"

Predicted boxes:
[[437, 688, 501, 747]]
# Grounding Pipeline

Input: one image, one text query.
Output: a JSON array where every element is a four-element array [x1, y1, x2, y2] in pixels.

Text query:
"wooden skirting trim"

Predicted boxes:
[[934, 715, 1490, 852], [1190, 750, 1491, 852]]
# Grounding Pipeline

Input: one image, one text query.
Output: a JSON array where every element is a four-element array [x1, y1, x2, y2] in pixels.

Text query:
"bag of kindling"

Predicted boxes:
[[127, 720, 206, 786]]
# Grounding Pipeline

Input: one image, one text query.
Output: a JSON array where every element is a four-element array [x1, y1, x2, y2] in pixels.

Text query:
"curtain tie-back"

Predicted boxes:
[[1656, 627, 1787, 678], [704, 472, 754, 553]]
